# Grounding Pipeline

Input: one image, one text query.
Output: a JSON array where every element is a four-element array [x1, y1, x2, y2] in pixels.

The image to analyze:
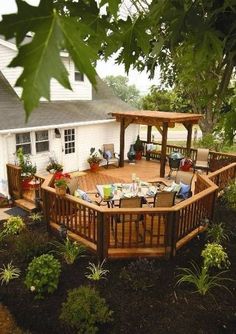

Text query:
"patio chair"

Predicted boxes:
[[193, 148, 210, 174], [103, 144, 119, 168], [67, 176, 79, 195], [113, 197, 143, 243], [175, 171, 194, 200], [153, 191, 176, 207]]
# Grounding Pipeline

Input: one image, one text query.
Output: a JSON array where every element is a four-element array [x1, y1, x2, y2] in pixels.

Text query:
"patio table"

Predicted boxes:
[[96, 181, 165, 208]]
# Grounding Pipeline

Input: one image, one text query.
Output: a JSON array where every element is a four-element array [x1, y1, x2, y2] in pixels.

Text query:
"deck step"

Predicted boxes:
[[15, 199, 36, 212]]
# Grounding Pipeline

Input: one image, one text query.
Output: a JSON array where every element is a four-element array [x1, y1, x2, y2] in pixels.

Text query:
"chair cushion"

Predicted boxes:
[[74, 189, 92, 202], [103, 150, 112, 160], [179, 182, 191, 199], [171, 182, 182, 194]]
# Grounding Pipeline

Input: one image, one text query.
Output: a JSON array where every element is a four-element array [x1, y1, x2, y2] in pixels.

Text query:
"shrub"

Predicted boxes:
[[3, 216, 25, 236], [52, 237, 86, 264], [15, 230, 51, 262], [119, 258, 158, 291], [25, 254, 61, 299], [206, 222, 229, 244], [176, 261, 231, 296], [0, 262, 20, 285], [201, 243, 230, 270], [28, 212, 43, 224], [60, 286, 113, 334], [85, 260, 109, 281]]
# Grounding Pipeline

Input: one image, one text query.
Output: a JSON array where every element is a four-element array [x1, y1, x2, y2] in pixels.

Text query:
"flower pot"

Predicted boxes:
[[90, 162, 100, 172], [21, 176, 33, 190], [135, 151, 142, 160], [55, 185, 67, 196]]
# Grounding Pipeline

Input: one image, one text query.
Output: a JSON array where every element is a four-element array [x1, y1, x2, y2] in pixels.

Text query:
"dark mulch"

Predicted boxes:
[[0, 202, 236, 334]]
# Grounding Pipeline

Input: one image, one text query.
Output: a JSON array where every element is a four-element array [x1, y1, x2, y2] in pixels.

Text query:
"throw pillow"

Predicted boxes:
[[178, 182, 191, 199], [103, 150, 112, 160], [74, 189, 92, 203], [171, 181, 182, 194]]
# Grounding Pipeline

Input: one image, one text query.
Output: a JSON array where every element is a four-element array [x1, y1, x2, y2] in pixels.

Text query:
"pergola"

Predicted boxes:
[[110, 111, 203, 177]]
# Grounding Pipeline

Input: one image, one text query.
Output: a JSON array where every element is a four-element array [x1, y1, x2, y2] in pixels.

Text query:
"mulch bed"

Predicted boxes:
[[0, 201, 236, 334]]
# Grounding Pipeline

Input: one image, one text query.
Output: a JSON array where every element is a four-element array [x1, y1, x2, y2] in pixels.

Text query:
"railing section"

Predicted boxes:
[[141, 140, 236, 171], [209, 163, 236, 191], [6, 164, 22, 199]]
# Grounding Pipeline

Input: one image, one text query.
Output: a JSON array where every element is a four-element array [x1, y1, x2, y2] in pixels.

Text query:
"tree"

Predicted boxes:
[[0, 0, 236, 134], [104, 75, 141, 108]]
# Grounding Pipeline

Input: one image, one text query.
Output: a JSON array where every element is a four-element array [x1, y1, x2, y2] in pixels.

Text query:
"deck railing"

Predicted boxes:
[[6, 164, 22, 199], [141, 141, 236, 171], [6, 159, 236, 260]]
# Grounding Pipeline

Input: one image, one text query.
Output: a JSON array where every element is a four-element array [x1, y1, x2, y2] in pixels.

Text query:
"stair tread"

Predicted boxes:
[[15, 199, 36, 212]]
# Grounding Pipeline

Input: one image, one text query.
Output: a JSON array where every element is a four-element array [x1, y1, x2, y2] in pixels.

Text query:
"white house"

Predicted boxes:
[[0, 38, 139, 195]]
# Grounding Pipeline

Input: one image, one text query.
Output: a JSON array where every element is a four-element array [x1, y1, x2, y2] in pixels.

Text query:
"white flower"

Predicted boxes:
[[30, 286, 36, 292]]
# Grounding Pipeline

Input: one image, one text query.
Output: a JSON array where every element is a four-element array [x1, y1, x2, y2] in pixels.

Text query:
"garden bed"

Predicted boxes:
[[0, 201, 236, 334]]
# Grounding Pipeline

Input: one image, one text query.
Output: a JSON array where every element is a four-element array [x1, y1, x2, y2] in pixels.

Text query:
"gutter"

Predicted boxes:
[[0, 119, 116, 134]]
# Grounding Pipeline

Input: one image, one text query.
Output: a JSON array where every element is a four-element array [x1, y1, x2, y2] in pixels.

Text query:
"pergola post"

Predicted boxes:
[[146, 125, 152, 161], [160, 122, 168, 177], [119, 117, 125, 167], [186, 124, 193, 157]]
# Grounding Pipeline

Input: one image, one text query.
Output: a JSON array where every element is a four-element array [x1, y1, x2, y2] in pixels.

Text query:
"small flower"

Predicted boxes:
[[30, 285, 36, 292]]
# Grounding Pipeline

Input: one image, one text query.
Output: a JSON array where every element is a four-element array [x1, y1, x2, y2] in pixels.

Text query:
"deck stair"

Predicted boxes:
[[14, 198, 36, 212]]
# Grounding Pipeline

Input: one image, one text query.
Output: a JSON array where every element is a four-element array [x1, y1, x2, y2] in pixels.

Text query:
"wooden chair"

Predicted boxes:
[[175, 171, 194, 200], [67, 176, 79, 195], [193, 148, 210, 174], [153, 191, 176, 207], [103, 144, 119, 168], [113, 197, 143, 244]]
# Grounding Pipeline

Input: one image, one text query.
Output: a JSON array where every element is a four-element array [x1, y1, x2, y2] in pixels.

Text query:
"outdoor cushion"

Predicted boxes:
[[74, 189, 92, 203], [103, 150, 112, 160], [178, 182, 190, 199], [170, 182, 182, 194]]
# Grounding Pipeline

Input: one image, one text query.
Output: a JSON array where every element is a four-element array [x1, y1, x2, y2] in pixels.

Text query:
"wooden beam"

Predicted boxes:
[[186, 123, 193, 156], [119, 117, 125, 167], [160, 122, 168, 177], [154, 125, 163, 136], [146, 125, 152, 161]]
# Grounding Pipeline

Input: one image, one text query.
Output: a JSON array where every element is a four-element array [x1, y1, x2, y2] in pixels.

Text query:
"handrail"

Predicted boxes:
[[7, 157, 235, 260]]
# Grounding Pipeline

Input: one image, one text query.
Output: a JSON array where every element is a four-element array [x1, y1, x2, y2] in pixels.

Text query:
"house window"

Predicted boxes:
[[64, 129, 75, 154], [35, 130, 49, 153], [16, 132, 31, 154], [74, 69, 84, 82]]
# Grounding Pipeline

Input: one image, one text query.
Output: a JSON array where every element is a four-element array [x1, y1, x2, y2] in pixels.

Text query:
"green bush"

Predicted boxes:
[[197, 134, 219, 151], [119, 258, 158, 291], [201, 243, 230, 269], [25, 254, 61, 299], [206, 222, 229, 244], [0, 262, 20, 285], [60, 286, 113, 334], [15, 230, 51, 262], [3, 216, 25, 236]]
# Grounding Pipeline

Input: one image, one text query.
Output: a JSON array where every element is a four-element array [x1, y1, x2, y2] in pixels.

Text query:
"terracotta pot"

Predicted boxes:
[[21, 176, 33, 190], [135, 151, 142, 160], [55, 185, 67, 196], [90, 162, 100, 172]]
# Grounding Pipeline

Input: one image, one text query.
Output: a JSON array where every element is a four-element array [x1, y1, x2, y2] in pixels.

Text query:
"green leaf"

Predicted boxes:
[[58, 17, 98, 86], [100, 0, 121, 16], [10, 11, 71, 120]]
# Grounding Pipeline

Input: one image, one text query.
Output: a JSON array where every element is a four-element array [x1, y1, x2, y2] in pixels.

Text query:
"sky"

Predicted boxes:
[[0, 0, 159, 95]]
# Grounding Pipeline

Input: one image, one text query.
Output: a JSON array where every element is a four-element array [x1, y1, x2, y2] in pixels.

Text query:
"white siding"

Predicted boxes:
[[0, 42, 92, 101], [76, 122, 139, 171]]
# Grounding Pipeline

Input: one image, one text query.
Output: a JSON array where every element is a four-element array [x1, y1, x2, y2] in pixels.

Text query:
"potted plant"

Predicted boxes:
[[16, 148, 37, 190], [46, 157, 63, 173], [133, 135, 144, 160], [87, 148, 103, 172], [54, 172, 71, 196]]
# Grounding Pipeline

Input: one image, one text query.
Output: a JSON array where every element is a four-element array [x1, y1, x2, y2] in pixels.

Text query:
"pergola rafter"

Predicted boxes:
[[110, 110, 203, 177]]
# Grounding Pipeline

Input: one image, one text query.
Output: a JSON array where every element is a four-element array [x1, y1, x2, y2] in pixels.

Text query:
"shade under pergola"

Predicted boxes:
[[110, 110, 203, 177]]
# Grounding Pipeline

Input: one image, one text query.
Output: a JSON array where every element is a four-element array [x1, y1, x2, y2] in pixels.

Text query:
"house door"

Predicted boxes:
[[62, 128, 78, 172]]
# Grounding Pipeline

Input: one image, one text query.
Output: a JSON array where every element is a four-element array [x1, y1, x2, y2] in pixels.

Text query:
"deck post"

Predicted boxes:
[[41, 188, 50, 232], [97, 211, 106, 261], [165, 212, 176, 258], [119, 117, 125, 167], [146, 125, 152, 161], [186, 123, 193, 157], [160, 122, 168, 177]]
